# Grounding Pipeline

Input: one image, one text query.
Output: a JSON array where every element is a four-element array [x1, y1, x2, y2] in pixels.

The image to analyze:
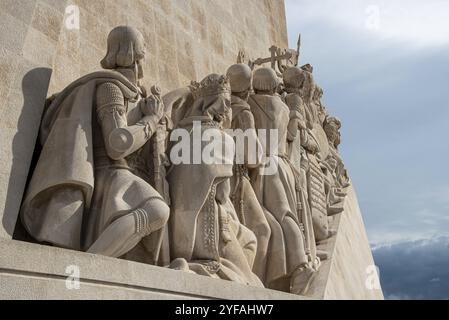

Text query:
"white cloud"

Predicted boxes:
[[286, 0, 449, 48]]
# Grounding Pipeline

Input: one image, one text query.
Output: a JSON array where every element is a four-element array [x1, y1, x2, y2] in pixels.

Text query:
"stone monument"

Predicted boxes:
[[0, 0, 383, 300]]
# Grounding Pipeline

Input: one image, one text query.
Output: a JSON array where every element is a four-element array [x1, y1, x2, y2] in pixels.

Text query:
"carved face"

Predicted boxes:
[[325, 124, 339, 146], [298, 72, 315, 101], [313, 86, 323, 101]]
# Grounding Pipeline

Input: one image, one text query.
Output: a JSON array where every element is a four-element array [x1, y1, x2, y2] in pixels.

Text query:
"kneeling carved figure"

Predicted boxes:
[[20, 26, 170, 262]]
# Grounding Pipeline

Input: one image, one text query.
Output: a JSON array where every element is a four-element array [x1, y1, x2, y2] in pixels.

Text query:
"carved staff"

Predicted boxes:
[[141, 85, 171, 266], [150, 85, 170, 204], [296, 33, 301, 67]]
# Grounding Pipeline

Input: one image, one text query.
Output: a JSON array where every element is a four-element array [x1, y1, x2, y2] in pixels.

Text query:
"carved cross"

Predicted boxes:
[[252, 48, 293, 68]]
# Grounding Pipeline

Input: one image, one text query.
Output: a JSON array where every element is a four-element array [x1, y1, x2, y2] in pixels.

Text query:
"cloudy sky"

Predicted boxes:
[[285, 0, 449, 299]]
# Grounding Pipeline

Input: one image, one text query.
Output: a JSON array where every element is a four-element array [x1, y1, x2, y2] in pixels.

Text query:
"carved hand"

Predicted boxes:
[[307, 142, 319, 154], [140, 94, 164, 122], [298, 119, 307, 130]]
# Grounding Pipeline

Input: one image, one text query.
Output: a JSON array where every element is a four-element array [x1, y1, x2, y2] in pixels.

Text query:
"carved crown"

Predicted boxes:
[[189, 74, 231, 99]]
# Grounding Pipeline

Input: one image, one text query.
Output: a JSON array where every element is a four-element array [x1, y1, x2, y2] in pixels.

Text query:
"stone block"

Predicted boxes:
[[40, 0, 69, 13], [154, 0, 173, 16], [22, 28, 58, 67], [72, 0, 106, 15], [142, 54, 160, 86], [0, 48, 17, 103], [154, 12, 176, 46], [0, 63, 52, 239], [172, 6, 192, 33], [177, 51, 197, 81], [190, 0, 206, 27], [157, 36, 178, 67], [103, 1, 130, 28], [207, 18, 224, 56], [0, 0, 37, 26], [0, 239, 305, 300], [31, 1, 64, 42], [306, 185, 385, 300], [158, 60, 180, 92], [172, 0, 191, 15], [0, 12, 29, 55]]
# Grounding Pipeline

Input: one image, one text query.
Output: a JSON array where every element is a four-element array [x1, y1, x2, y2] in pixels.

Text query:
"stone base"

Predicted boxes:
[[0, 239, 304, 300], [0, 186, 382, 300], [307, 185, 384, 300]]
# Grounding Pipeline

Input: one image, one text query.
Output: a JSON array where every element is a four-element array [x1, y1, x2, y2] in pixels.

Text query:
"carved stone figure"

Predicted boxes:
[[322, 116, 350, 214], [285, 66, 334, 243], [323, 116, 348, 187], [20, 26, 170, 261], [310, 81, 348, 216], [312, 84, 328, 127], [282, 70, 324, 246], [167, 74, 262, 287], [225, 63, 271, 282], [248, 67, 319, 294], [283, 67, 333, 260], [11, 19, 363, 296]]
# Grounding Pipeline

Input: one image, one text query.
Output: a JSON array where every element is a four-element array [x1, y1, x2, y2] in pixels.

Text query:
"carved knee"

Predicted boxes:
[[152, 199, 170, 227], [258, 220, 271, 240], [135, 199, 170, 236]]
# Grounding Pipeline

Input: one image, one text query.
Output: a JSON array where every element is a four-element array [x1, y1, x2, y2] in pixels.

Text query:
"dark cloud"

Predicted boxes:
[[372, 237, 449, 299]]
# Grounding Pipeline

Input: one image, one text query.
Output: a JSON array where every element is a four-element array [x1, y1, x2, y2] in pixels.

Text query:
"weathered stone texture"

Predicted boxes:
[[49, 0, 289, 93], [0, 239, 304, 300], [0, 0, 66, 239], [0, 1, 384, 301], [307, 185, 384, 300], [0, 0, 288, 239], [323, 186, 384, 300]]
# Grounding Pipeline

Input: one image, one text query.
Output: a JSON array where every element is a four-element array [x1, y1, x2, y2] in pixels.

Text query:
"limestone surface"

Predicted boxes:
[[0, 0, 382, 300]]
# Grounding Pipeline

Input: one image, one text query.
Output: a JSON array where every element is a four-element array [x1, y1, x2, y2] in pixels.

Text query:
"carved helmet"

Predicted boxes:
[[253, 67, 280, 92], [226, 64, 252, 93], [101, 26, 146, 69]]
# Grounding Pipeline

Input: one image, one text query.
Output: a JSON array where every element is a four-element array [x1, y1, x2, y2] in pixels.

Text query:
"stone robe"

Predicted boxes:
[[20, 71, 137, 250], [229, 95, 271, 282], [248, 94, 316, 290], [167, 116, 262, 287], [21, 71, 164, 259]]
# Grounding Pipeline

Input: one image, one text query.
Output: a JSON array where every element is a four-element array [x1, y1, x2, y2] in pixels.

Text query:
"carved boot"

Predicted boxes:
[[290, 264, 317, 295], [316, 249, 329, 261]]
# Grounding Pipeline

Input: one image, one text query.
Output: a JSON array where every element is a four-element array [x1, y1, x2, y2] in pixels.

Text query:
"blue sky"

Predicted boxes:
[[285, 0, 449, 299]]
